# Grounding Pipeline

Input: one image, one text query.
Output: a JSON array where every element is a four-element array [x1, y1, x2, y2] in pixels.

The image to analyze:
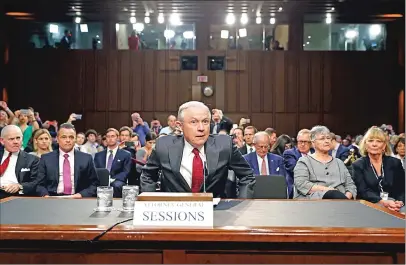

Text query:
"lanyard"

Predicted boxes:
[[370, 163, 384, 192]]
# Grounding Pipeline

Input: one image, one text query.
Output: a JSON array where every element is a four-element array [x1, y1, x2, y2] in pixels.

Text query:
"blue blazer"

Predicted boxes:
[[243, 152, 286, 178], [94, 149, 132, 183], [329, 144, 350, 161], [36, 150, 99, 197]]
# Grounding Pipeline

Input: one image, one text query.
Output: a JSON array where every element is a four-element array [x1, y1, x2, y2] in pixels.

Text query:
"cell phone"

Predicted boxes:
[[232, 124, 238, 129], [74, 114, 82, 120], [20, 109, 29, 115], [125, 141, 135, 147], [246, 118, 251, 123]]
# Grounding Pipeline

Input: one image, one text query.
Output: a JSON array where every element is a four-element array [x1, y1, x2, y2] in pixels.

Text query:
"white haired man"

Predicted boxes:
[[141, 101, 255, 198], [0, 125, 40, 199]]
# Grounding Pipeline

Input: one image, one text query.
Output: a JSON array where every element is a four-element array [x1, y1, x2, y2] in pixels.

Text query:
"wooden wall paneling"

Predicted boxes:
[[238, 57, 249, 113], [143, 50, 155, 111], [168, 50, 180, 71], [262, 53, 273, 113], [274, 52, 285, 113], [250, 51, 262, 113], [238, 51, 247, 71], [178, 71, 192, 107], [251, 113, 273, 131], [299, 113, 321, 131], [85, 111, 108, 133], [130, 52, 144, 112], [83, 52, 96, 112], [299, 52, 310, 113], [107, 112, 130, 130], [203, 71, 216, 109], [275, 113, 296, 136], [286, 51, 299, 113], [323, 52, 332, 113], [191, 70, 201, 102], [107, 50, 119, 112], [95, 51, 108, 112], [119, 51, 131, 112], [225, 50, 237, 71], [155, 51, 167, 112], [309, 52, 322, 113], [167, 71, 179, 111], [225, 70, 237, 112], [215, 71, 225, 111]]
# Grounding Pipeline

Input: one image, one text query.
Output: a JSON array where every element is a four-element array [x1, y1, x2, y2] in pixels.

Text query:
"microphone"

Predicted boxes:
[[203, 161, 208, 193]]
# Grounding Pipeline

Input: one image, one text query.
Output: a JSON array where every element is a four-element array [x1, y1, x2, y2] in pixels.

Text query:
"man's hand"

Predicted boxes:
[[345, 192, 353, 199], [67, 113, 77, 123], [71, 193, 82, 199], [137, 117, 144, 126], [3, 184, 21, 194], [0, 101, 7, 109], [381, 200, 401, 212]]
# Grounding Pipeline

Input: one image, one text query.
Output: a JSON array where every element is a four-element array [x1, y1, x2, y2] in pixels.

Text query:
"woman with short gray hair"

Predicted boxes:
[[294, 125, 357, 200]]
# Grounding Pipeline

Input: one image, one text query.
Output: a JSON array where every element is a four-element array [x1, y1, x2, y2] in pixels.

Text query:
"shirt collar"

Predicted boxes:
[[4, 149, 19, 157], [59, 148, 75, 157], [107, 146, 119, 154], [256, 153, 268, 162], [334, 143, 340, 151], [184, 139, 205, 155]]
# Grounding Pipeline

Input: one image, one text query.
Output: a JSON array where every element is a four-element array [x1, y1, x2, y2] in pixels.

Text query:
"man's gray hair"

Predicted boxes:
[[310, 125, 330, 141], [297, 129, 311, 138], [253, 131, 270, 144], [1, 125, 22, 139], [177, 101, 211, 122]]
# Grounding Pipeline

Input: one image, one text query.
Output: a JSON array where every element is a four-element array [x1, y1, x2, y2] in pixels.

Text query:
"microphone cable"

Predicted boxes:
[[90, 218, 133, 242]]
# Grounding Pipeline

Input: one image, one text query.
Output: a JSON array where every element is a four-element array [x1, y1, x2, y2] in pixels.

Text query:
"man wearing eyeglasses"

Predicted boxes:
[[283, 129, 313, 198]]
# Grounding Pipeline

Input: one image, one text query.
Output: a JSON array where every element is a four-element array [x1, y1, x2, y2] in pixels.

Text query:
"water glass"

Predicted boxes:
[[96, 186, 113, 211], [380, 192, 389, 201], [122, 185, 139, 211]]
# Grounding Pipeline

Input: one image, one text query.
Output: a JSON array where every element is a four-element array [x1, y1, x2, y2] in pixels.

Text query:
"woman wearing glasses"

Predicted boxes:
[[353, 127, 405, 213], [294, 125, 357, 200]]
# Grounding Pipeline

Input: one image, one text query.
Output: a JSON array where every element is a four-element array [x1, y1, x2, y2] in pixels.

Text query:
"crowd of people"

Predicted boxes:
[[0, 100, 404, 213]]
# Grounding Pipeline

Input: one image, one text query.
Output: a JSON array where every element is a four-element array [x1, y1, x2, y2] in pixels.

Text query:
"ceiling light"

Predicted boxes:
[[116, 23, 119, 31], [308, 36, 311, 39], [271, 13, 275, 17], [270, 17, 276, 24], [145, 16, 150, 23], [80, 24, 88, 32], [164, 29, 175, 39], [325, 17, 332, 24], [256, 16, 261, 24], [123, 7, 128, 11], [130, 16, 136, 23], [145, 12, 150, 17], [183, 31, 194, 39], [369, 24, 381, 39], [303, 44, 306, 47], [306, 41, 310, 44], [345, 29, 358, 39], [326, 13, 332, 18], [278, 7, 283, 12], [239, 28, 247, 38], [131, 12, 135, 16], [331, 7, 335, 11], [226, 13, 235, 25], [74, 17, 81, 24], [158, 13, 164, 23], [240, 13, 248, 24], [169, 13, 181, 25], [133, 23, 144, 32], [76, 11, 81, 16], [49, 24, 58, 33], [221, 30, 229, 39]]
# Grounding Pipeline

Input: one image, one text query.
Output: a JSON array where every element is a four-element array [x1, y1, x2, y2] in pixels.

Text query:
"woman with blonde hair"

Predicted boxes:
[[353, 127, 405, 213], [29, 129, 53, 157]]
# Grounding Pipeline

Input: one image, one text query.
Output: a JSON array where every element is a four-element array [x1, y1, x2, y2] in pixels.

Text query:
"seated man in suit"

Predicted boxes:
[[36, 123, 99, 198], [243, 131, 287, 179], [94, 128, 132, 197], [0, 125, 40, 199], [141, 101, 255, 198], [329, 133, 350, 161], [283, 129, 312, 198]]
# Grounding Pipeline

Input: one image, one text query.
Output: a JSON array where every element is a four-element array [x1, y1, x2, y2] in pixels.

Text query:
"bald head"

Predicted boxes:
[[0, 125, 23, 153]]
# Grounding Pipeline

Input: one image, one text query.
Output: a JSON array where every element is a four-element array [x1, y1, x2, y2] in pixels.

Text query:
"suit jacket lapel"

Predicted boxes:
[[73, 150, 80, 189], [252, 154, 260, 175], [169, 137, 190, 191], [267, 154, 275, 175], [111, 149, 120, 170], [15, 151, 26, 182], [51, 150, 60, 183], [101, 149, 108, 168], [204, 136, 219, 185]]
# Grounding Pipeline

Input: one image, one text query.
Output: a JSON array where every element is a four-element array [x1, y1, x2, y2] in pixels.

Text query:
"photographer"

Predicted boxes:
[[130, 112, 150, 146]]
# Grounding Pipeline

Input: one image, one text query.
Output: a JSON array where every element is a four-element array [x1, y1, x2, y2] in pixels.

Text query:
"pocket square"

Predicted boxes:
[[117, 159, 121, 162], [276, 167, 280, 172], [21, 168, 30, 172]]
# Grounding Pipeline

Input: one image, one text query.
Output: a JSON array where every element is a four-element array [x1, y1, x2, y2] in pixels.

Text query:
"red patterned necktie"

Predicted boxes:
[[191, 148, 204, 193], [0, 152, 12, 176]]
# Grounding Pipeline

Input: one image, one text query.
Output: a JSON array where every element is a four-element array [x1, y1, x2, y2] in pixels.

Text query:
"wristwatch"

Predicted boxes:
[[18, 184, 23, 191]]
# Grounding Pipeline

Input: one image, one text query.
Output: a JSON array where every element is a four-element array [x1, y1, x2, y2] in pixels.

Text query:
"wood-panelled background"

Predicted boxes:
[[8, 50, 401, 136]]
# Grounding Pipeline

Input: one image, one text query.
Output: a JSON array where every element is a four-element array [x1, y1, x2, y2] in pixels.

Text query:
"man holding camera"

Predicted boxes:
[[131, 113, 150, 146]]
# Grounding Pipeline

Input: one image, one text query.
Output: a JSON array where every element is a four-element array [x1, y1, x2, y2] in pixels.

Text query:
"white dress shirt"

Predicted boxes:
[[180, 140, 206, 188], [257, 154, 270, 175], [0, 150, 19, 186], [246, 144, 255, 154], [105, 146, 119, 168], [57, 148, 75, 194], [332, 143, 340, 158]]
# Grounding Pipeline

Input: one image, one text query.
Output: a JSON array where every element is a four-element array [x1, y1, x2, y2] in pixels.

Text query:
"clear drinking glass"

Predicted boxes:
[[380, 192, 389, 201], [122, 185, 139, 211], [96, 186, 114, 211]]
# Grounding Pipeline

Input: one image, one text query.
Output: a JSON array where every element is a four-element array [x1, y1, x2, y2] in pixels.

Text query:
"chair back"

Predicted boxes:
[[96, 168, 110, 186]]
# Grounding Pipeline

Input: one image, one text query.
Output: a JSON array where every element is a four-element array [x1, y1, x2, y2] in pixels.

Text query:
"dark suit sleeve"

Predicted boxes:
[[222, 116, 233, 133], [21, 156, 40, 195], [113, 152, 132, 183], [79, 156, 99, 197], [352, 162, 381, 203], [278, 157, 287, 178], [392, 159, 405, 203], [36, 158, 49, 196], [338, 147, 350, 161], [140, 147, 161, 193], [228, 143, 255, 199], [93, 153, 101, 168], [283, 150, 297, 172]]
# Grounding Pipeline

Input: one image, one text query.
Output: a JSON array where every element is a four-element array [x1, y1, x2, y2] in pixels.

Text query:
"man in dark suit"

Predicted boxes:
[[36, 123, 99, 198], [0, 125, 40, 199], [239, 126, 257, 155], [210, 109, 233, 135], [283, 129, 312, 199], [94, 128, 132, 197], [329, 133, 350, 161], [141, 101, 255, 198]]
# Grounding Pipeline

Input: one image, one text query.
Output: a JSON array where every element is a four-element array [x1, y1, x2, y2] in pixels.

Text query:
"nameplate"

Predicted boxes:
[[133, 193, 213, 228]]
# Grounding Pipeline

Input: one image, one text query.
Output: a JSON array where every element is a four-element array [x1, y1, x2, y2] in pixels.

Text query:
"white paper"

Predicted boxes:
[[213, 198, 221, 206]]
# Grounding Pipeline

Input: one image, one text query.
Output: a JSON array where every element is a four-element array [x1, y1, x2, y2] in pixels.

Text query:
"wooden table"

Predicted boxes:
[[0, 197, 404, 264]]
